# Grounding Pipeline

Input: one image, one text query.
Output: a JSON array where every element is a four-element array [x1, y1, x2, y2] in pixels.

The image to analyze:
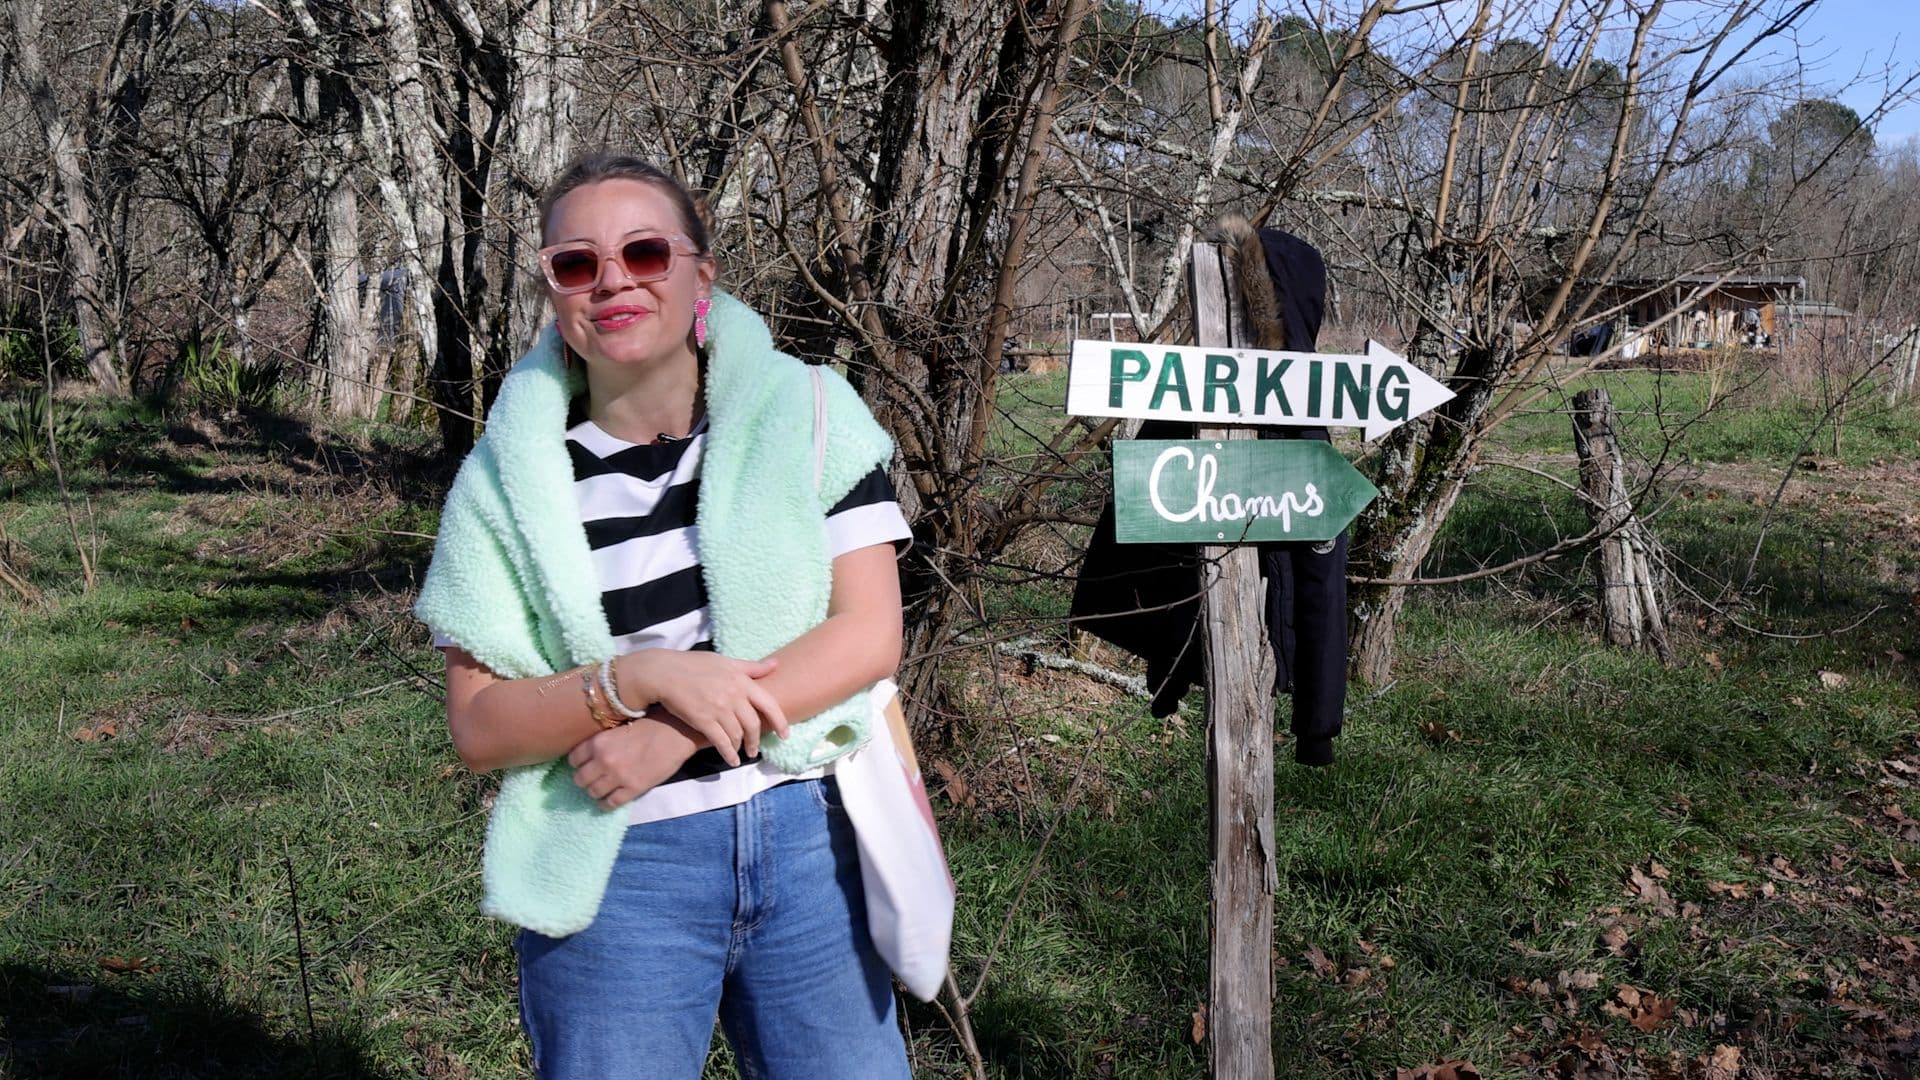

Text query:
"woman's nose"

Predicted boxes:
[[594, 250, 635, 293]]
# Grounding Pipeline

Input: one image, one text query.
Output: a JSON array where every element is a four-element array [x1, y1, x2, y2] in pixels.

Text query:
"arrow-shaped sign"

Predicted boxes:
[[1066, 338, 1453, 440], [1113, 439, 1379, 544]]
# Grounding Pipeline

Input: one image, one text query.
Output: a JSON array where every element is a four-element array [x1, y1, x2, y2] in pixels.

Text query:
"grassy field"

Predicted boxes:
[[0, 366, 1916, 1078]]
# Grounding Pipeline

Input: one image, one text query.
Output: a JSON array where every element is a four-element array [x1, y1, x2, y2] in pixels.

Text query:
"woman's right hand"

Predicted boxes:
[[613, 650, 789, 766]]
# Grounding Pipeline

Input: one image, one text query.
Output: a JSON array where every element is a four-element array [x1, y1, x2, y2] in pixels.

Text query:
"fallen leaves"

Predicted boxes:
[[1302, 943, 1336, 978], [1189, 1005, 1206, 1044], [70, 716, 122, 742], [1697, 1044, 1741, 1080], [1703, 878, 1772, 900], [1626, 860, 1677, 917], [1506, 1025, 1743, 1078], [98, 956, 157, 975], [1601, 984, 1677, 1032], [1393, 1061, 1480, 1080], [930, 759, 973, 809], [1501, 969, 1604, 1015]]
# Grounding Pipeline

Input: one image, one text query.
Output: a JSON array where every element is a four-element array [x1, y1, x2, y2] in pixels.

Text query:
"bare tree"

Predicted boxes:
[[0, 0, 191, 392]]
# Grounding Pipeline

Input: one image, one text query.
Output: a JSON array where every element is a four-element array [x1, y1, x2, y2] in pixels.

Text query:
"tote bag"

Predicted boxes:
[[809, 366, 955, 1002], [832, 679, 955, 1001]]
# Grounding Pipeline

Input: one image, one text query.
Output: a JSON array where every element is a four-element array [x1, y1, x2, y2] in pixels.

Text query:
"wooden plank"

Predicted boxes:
[[1189, 241, 1278, 1080]]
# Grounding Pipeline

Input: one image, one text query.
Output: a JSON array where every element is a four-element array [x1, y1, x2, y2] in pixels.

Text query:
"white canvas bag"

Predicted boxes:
[[810, 367, 956, 1002], [832, 679, 955, 1000]]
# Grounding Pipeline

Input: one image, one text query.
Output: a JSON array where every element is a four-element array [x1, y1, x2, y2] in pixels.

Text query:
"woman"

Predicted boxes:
[[414, 153, 914, 1079]]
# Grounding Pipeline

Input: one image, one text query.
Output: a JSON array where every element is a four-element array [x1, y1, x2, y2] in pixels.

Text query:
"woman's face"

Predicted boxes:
[[542, 178, 713, 375]]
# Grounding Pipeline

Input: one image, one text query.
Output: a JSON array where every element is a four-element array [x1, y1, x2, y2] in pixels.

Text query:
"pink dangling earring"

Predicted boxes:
[[694, 297, 711, 349]]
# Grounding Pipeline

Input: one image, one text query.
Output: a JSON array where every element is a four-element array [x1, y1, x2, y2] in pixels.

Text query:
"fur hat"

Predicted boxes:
[[1214, 215, 1326, 353]]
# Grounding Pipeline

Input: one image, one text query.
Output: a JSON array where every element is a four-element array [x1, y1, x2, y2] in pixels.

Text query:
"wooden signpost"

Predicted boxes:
[[1185, 241, 1280, 1080], [1063, 244, 1448, 1079]]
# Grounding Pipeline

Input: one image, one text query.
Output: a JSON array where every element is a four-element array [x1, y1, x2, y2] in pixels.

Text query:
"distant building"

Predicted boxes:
[[1087, 311, 1140, 342], [1774, 301, 1854, 350], [1599, 273, 1807, 350]]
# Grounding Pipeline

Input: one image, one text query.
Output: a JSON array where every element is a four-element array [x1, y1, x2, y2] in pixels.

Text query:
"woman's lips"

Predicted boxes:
[[592, 306, 650, 331]]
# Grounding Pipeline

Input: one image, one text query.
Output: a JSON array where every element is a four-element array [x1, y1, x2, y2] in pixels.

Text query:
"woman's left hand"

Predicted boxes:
[[568, 713, 702, 810]]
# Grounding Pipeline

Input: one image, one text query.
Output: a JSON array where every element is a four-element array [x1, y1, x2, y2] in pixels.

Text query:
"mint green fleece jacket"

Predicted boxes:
[[414, 291, 894, 936]]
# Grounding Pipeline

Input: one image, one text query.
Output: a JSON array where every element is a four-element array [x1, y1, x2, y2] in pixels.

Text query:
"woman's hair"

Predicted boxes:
[[538, 153, 713, 253]]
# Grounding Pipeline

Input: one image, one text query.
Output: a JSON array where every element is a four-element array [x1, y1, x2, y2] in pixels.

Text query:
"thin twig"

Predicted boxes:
[[972, 635, 1148, 696], [1668, 573, 1886, 641], [310, 869, 481, 962], [283, 844, 318, 1045], [216, 678, 414, 726]]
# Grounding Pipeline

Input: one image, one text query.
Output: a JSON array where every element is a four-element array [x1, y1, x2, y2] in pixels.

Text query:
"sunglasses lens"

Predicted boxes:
[[620, 237, 674, 280], [548, 248, 600, 290]]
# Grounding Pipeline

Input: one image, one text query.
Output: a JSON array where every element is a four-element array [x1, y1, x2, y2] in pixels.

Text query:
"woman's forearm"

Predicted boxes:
[[755, 543, 904, 723], [448, 661, 611, 772], [757, 606, 902, 724], [444, 545, 902, 772]]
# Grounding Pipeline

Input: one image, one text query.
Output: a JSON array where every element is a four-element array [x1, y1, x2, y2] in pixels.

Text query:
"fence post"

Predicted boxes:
[[1571, 387, 1671, 661], [1187, 241, 1278, 1079], [1890, 324, 1918, 407]]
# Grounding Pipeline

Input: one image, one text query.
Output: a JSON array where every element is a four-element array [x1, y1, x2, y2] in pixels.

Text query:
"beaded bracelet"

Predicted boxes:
[[598, 657, 649, 721], [581, 669, 624, 730]]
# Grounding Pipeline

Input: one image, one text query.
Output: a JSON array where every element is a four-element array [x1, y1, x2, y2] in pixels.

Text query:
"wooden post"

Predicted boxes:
[[1188, 241, 1278, 1079], [1571, 388, 1671, 661], [1889, 324, 1918, 407]]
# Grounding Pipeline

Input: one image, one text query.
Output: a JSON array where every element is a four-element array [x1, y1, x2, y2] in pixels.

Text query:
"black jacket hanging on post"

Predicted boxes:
[[1070, 220, 1350, 766]]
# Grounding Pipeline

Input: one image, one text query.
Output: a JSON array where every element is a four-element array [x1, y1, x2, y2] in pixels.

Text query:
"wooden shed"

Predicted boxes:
[[1774, 301, 1854, 350], [1602, 273, 1806, 349]]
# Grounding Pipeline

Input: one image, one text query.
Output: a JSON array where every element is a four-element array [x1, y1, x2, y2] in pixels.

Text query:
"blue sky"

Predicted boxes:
[[1782, 0, 1920, 145], [1181, 0, 1920, 150]]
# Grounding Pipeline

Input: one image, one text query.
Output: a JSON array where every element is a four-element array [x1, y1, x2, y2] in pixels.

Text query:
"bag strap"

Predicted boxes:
[[809, 365, 827, 492]]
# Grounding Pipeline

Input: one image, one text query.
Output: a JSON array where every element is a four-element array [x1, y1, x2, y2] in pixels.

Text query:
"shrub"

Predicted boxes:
[[0, 316, 86, 383], [177, 333, 284, 416], [0, 388, 96, 472]]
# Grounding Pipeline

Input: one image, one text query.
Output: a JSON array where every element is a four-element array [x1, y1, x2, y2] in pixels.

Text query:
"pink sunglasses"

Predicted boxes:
[[537, 231, 702, 294]]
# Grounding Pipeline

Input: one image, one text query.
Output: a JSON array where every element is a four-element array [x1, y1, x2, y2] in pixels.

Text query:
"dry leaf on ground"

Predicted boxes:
[[1601, 984, 1677, 1032], [1627, 862, 1678, 916], [71, 717, 121, 742], [98, 956, 157, 974], [1303, 943, 1337, 978], [1697, 1044, 1741, 1080], [930, 760, 972, 808], [1394, 1061, 1481, 1080]]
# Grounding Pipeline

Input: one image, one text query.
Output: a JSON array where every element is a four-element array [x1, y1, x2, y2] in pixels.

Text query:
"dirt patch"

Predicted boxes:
[[186, 488, 403, 569], [932, 642, 1166, 818]]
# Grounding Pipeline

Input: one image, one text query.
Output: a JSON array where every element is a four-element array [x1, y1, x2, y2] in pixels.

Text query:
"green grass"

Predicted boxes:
[[1, 379, 1916, 1077], [1493, 363, 1920, 465]]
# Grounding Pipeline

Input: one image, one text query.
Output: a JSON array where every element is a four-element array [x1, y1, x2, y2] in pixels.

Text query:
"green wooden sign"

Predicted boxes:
[[1114, 439, 1378, 544]]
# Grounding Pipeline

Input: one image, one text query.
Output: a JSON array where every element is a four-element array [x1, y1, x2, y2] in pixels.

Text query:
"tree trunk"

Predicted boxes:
[[5, 0, 123, 393], [1346, 256, 1464, 683], [498, 0, 594, 366], [355, 0, 452, 445], [320, 160, 375, 417], [1571, 388, 1670, 660], [1347, 250, 1516, 683]]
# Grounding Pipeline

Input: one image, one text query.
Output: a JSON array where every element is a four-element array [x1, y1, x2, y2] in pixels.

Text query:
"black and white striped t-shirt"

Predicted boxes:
[[553, 408, 908, 823]]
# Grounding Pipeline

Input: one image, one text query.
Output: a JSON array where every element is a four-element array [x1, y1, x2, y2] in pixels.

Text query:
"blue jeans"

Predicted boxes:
[[514, 777, 911, 1080]]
